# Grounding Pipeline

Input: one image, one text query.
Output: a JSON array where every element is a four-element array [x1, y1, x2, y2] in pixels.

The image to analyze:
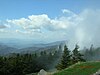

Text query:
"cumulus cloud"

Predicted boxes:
[[0, 9, 100, 49], [7, 13, 72, 32], [7, 14, 49, 31]]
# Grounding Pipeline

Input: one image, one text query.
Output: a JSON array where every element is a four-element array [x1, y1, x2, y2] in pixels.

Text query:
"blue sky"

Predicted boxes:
[[0, 0, 100, 20], [0, 0, 100, 48]]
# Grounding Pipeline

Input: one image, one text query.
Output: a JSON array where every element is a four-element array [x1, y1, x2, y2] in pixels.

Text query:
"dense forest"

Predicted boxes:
[[83, 45, 100, 61], [0, 50, 61, 75], [0, 44, 100, 75]]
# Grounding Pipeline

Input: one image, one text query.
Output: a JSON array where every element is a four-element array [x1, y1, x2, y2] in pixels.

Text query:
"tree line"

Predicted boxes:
[[0, 44, 87, 75], [84, 44, 100, 61], [56, 44, 86, 70], [0, 50, 61, 75]]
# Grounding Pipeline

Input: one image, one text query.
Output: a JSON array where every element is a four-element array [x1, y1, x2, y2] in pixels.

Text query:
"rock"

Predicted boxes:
[[93, 70, 100, 75], [38, 69, 47, 75]]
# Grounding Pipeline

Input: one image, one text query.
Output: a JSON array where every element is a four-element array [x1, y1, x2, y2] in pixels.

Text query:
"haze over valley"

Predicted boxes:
[[0, 0, 100, 75]]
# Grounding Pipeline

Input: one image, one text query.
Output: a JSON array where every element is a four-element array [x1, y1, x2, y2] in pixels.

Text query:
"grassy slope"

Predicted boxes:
[[53, 61, 100, 75]]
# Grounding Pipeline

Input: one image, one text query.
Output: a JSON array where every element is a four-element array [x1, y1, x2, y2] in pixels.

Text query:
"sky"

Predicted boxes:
[[0, 0, 100, 48]]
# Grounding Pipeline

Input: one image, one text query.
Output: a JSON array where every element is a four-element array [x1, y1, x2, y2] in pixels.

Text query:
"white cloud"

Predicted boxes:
[[62, 9, 78, 18], [74, 9, 100, 48], [1, 9, 100, 49], [7, 14, 72, 32], [62, 9, 74, 14]]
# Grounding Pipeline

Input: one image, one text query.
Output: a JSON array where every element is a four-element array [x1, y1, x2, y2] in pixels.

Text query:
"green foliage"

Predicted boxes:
[[56, 45, 71, 70], [40, 51, 47, 56], [83, 44, 100, 61], [54, 62, 100, 75], [72, 44, 86, 64], [56, 44, 86, 70], [0, 44, 87, 75], [0, 50, 61, 75]]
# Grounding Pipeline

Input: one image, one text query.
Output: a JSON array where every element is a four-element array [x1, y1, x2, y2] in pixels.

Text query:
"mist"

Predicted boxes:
[[65, 9, 100, 49], [0, 9, 100, 49]]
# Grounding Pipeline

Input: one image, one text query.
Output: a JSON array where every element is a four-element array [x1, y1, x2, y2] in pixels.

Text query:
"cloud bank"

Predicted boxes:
[[0, 9, 100, 48]]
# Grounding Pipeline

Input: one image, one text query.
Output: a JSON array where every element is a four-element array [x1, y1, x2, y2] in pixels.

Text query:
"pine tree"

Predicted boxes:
[[72, 44, 86, 64], [89, 44, 94, 56], [56, 45, 71, 70], [40, 51, 44, 56]]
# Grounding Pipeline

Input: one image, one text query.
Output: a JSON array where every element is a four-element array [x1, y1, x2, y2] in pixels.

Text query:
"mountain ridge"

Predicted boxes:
[[0, 40, 67, 55]]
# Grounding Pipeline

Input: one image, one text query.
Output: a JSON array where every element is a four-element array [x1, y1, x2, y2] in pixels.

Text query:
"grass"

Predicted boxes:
[[53, 61, 100, 75]]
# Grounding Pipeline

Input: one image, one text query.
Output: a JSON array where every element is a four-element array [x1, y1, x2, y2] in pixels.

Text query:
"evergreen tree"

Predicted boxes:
[[72, 44, 86, 64], [56, 45, 71, 70], [43, 51, 47, 55], [40, 51, 44, 56], [89, 44, 94, 56], [34, 53, 37, 57]]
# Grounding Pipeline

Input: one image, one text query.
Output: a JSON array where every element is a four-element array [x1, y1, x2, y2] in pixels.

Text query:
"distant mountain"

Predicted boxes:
[[0, 38, 44, 48], [19, 40, 67, 54], [0, 44, 18, 55], [0, 40, 67, 55], [20, 45, 59, 54], [0, 38, 67, 48]]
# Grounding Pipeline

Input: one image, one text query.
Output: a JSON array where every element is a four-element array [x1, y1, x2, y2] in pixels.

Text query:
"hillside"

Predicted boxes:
[[0, 40, 66, 55], [0, 44, 18, 55], [53, 61, 100, 75]]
